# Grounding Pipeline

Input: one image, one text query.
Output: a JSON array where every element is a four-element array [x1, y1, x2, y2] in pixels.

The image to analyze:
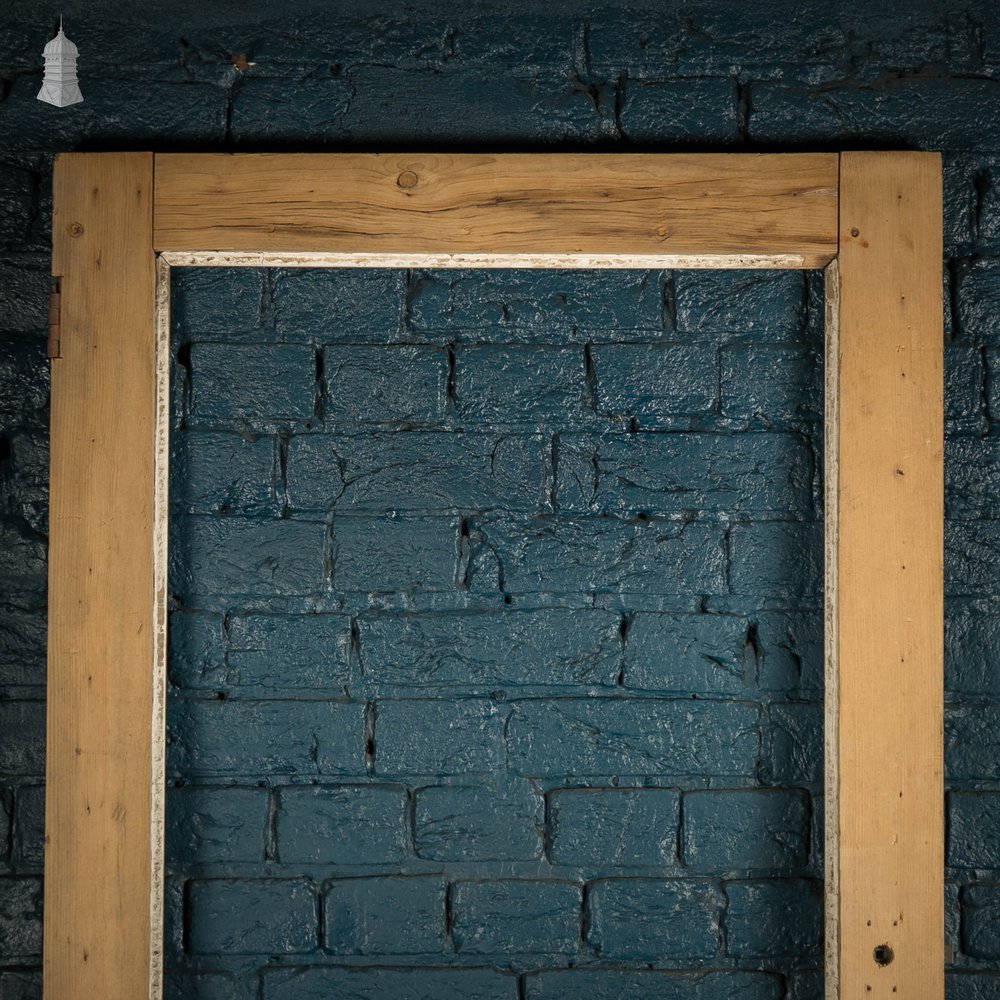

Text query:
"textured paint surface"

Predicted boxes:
[[162, 262, 820, 993], [0, 1, 996, 997]]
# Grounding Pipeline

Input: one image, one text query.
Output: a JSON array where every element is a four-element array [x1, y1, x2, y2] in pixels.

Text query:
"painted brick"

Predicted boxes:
[[673, 271, 806, 340], [810, 796, 825, 878], [946, 347, 985, 426], [188, 343, 317, 426], [163, 877, 184, 961], [0, 878, 42, 957], [171, 431, 278, 516], [507, 699, 759, 778], [548, 788, 680, 867], [287, 433, 545, 513], [948, 438, 1000, 519], [0, 522, 46, 609], [168, 612, 225, 690], [524, 970, 784, 1000], [277, 785, 410, 864], [946, 608, 1000, 697], [964, 885, 1000, 959], [414, 780, 542, 861], [0, 335, 48, 415], [0, 790, 9, 862], [165, 786, 267, 864], [977, 163, 1000, 247], [755, 611, 823, 694], [0, 427, 48, 534], [331, 516, 458, 594], [622, 613, 752, 694], [947, 520, 1000, 596], [949, 976, 1000, 1000], [720, 346, 822, 425], [324, 876, 446, 954], [227, 614, 353, 689], [0, 166, 33, 245], [342, 66, 607, 144], [560, 432, 812, 517], [749, 79, 1000, 149], [0, 703, 44, 778], [990, 351, 1000, 429], [0, 606, 46, 688], [169, 517, 325, 601], [764, 702, 823, 785], [358, 610, 621, 689], [586, 878, 721, 959], [11, 785, 43, 867], [261, 966, 518, 1000], [408, 13, 570, 73], [948, 879, 962, 960], [167, 699, 363, 778], [941, 153, 974, 247], [584, 7, 847, 77], [375, 700, 506, 775], [0, 259, 48, 333], [456, 346, 587, 425], [728, 522, 823, 607], [785, 971, 824, 1000], [683, 790, 810, 870], [944, 265, 956, 343], [761, 612, 822, 690], [451, 880, 581, 954], [957, 258, 1000, 345], [272, 271, 404, 342], [591, 344, 717, 421], [323, 346, 448, 425], [231, 77, 353, 142], [0, 76, 226, 150], [0, 970, 41, 1000], [947, 706, 1000, 780], [469, 516, 726, 600], [171, 268, 265, 340], [619, 79, 739, 142], [950, 793, 1000, 869], [724, 879, 822, 958], [187, 878, 317, 954], [164, 972, 249, 1000], [405, 270, 665, 337], [62, 21, 227, 68]]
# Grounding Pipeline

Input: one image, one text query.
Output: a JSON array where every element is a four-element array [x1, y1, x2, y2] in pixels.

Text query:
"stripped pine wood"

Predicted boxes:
[[833, 151, 944, 999], [152, 152, 839, 266], [45, 152, 158, 1000], [43, 151, 946, 1000]]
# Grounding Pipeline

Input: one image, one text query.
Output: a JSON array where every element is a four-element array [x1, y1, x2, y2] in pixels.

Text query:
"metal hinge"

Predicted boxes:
[[47, 277, 61, 360]]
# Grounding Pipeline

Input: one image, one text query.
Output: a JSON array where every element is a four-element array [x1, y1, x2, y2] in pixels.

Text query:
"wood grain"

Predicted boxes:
[[153, 152, 838, 266], [43, 149, 945, 1000], [833, 151, 944, 999], [45, 153, 157, 1000]]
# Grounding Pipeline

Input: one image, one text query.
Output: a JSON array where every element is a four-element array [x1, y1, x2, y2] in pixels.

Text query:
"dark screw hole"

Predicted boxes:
[[874, 944, 894, 966]]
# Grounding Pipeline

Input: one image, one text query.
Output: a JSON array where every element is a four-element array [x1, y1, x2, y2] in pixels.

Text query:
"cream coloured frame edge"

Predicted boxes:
[[44, 151, 943, 1000]]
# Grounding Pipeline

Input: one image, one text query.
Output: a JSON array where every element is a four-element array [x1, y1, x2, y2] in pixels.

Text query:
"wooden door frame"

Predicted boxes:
[[44, 151, 943, 999]]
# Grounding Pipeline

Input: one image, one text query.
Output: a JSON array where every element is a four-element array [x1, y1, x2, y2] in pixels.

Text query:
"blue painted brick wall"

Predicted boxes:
[[2, 2, 1000, 998], [166, 255, 822, 997]]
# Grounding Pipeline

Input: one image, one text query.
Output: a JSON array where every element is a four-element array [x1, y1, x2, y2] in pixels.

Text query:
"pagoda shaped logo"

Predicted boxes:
[[37, 19, 83, 107]]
